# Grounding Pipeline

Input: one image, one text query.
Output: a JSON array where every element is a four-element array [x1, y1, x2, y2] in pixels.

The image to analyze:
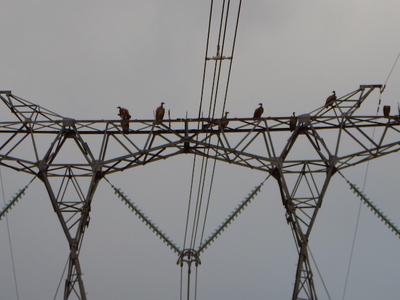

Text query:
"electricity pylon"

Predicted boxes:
[[1, 84, 398, 299]]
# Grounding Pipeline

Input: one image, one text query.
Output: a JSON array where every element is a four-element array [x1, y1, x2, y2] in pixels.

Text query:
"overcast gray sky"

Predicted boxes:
[[1, 1, 400, 300]]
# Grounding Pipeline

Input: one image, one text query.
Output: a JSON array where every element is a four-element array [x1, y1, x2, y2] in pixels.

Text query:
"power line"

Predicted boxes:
[[197, 0, 214, 119], [179, 265, 183, 300], [0, 167, 20, 300], [188, 0, 231, 251], [308, 246, 332, 300], [191, 0, 244, 251], [194, 266, 199, 300], [181, 3, 243, 299], [341, 165, 368, 300], [199, 158, 218, 245], [341, 52, 400, 299], [192, 0, 233, 248], [183, 0, 217, 251], [210, 0, 231, 118], [183, 0, 216, 250], [383, 51, 400, 87], [53, 257, 69, 300], [183, 155, 198, 249], [221, 0, 242, 116]]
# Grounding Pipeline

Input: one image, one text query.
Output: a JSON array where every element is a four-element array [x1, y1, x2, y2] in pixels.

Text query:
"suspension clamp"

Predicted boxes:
[[177, 249, 201, 268]]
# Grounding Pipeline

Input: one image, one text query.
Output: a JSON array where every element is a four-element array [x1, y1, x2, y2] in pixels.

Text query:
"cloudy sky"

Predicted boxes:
[[1, 1, 400, 299]]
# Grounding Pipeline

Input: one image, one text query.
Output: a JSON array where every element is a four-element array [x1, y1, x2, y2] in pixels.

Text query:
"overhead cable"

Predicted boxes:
[[0, 168, 27, 300], [308, 246, 333, 300]]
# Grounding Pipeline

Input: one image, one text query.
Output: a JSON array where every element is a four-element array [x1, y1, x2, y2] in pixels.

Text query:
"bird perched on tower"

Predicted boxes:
[[253, 103, 264, 120], [324, 91, 336, 108], [289, 112, 297, 131], [220, 111, 229, 129], [117, 106, 131, 133], [117, 106, 131, 120], [155, 102, 165, 124]]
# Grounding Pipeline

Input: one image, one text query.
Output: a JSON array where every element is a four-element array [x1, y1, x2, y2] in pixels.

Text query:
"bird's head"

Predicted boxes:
[[258, 103, 263, 106], [161, 102, 165, 106], [332, 91, 336, 95], [117, 106, 121, 109], [225, 111, 229, 117]]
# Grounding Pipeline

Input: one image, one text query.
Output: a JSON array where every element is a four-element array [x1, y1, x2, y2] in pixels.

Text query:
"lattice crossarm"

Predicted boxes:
[[309, 85, 382, 118], [335, 119, 400, 171], [0, 91, 64, 123]]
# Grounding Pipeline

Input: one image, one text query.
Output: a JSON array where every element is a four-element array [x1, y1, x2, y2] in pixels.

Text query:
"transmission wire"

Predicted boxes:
[[192, 1, 232, 248], [197, 0, 214, 119], [183, 0, 215, 250], [192, 0, 237, 249], [0, 167, 20, 300], [194, 266, 199, 300], [182, 2, 241, 298], [342, 51, 399, 299], [183, 156, 199, 250], [221, 0, 242, 116], [383, 51, 400, 87], [198, 0, 242, 246], [341, 165, 368, 300], [189, 0, 229, 250], [184, 3, 235, 299], [308, 246, 332, 300], [183, 0, 216, 250], [53, 257, 69, 300], [210, 0, 231, 118], [199, 158, 218, 245], [190, 153, 212, 249], [182, 1, 220, 297], [179, 264, 183, 300], [342, 108, 376, 300]]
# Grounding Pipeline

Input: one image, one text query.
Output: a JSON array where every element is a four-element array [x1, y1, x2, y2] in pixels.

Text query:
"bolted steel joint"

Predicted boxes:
[[63, 118, 76, 127]]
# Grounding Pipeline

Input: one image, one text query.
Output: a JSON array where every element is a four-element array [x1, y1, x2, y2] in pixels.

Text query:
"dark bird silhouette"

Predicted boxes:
[[253, 103, 264, 120], [117, 106, 131, 120], [155, 102, 165, 124], [383, 105, 391, 117], [324, 91, 336, 108], [220, 111, 229, 129], [117, 106, 131, 133], [202, 111, 230, 129], [289, 112, 297, 131]]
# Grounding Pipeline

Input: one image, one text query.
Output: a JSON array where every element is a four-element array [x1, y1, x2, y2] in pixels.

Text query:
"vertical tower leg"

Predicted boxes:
[[274, 164, 334, 300], [40, 171, 100, 300], [271, 124, 336, 300], [36, 123, 101, 300]]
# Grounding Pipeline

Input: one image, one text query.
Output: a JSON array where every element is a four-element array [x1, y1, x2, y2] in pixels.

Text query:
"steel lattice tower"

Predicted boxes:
[[1, 84, 399, 299]]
